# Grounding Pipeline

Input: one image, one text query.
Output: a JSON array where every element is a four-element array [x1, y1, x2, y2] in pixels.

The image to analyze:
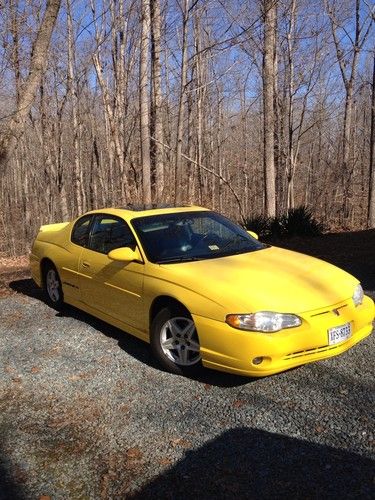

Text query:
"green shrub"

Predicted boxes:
[[282, 206, 324, 237], [243, 215, 272, 239], [244, 206, 324, 239]]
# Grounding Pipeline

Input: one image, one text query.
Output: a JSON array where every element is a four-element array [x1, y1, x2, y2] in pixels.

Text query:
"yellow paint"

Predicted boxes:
[[30, 206, 374, 377]]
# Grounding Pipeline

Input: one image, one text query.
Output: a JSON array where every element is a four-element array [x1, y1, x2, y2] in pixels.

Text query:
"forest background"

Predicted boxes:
[[0, 0, 374, 255]]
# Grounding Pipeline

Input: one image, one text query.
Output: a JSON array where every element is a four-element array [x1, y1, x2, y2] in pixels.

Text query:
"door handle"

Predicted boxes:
[[82, 261, 91, 268]]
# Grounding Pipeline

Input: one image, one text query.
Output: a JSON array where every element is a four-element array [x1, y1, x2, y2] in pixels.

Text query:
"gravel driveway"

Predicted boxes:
[[0, 279, 374, 499]]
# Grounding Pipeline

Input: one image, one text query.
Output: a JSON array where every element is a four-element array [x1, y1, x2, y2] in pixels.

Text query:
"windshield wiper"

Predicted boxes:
[[157, 255, 203, 264]]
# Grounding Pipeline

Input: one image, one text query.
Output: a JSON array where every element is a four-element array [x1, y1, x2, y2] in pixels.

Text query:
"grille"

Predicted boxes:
[[310, 304, 347, 318], [284, 343, 340, 360]]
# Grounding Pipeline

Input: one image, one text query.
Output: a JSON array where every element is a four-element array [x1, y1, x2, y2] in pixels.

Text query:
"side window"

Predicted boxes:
[[71, 215, 92, 247], [89, 216, 136, 254]]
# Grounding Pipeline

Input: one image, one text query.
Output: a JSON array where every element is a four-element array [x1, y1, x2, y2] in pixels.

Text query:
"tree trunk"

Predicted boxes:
[[286, 0, 296, 211], [54, 80, 69, 220], [175, 0, 189, 204], [140, 0, 152, 206], [150, 0, 164, 202], [67, 0, 84, 214], [10, 0, 21, 106], [262, 0, 277, 217], [368, 51, 375, 227], [194, 12, 204, 205], [111, 0, 128, 204], [0, 0, 61, 173]]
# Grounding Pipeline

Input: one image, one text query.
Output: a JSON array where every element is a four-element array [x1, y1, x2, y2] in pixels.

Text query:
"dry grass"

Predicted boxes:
[[0, 255, 31, 297]]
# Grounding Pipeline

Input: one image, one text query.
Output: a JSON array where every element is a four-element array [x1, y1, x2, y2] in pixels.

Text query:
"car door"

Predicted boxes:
[[61, 214, 94, 302], [78, 214, 145, 330]]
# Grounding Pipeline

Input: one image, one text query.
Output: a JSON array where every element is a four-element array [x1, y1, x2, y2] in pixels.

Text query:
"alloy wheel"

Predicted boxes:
[[46, 268, 60, 303], [160, 317, 201, 366]]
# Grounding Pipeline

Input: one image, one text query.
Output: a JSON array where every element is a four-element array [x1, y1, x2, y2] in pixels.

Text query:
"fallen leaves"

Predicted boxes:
[[126, 447, 143, 461], [158, 457, 173, 466], [0, 255, 30, 297], [232, 399, 246, 408], [0, 255, 29, 268], [47, 396, 102, 431], [68, 370, 97, 382], [170, 438, 191, 449], [42, 345, 61, 358]]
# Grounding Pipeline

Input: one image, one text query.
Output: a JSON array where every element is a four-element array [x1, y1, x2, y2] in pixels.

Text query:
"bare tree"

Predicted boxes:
[[175, 0, 190, 204], [282, 0, 323, 210], [262, 0, 277, 216], [325, 0, 373, 215], [0, 0, 61, 173], [140, 0, 152, 205], [150, 0, 164, 202], [368, 50, 375, 227], [67, 0, 84, 213]]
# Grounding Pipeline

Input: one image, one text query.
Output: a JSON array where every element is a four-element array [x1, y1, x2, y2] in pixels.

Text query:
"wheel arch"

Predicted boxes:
[[149, 295, 191, 327], [40, 257, 56, 285]]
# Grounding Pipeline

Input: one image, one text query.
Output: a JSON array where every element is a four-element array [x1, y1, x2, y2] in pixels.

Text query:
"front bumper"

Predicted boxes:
[[193, 295, 374, 377]]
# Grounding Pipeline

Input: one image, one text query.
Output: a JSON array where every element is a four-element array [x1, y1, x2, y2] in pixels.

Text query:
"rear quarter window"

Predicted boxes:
[[71, 215, 92, 247]]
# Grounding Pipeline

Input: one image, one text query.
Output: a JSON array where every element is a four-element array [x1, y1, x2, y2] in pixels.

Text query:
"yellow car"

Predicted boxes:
[[30, 206, 374, 377]]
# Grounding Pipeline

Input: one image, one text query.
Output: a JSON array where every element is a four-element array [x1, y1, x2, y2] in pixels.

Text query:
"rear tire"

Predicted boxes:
[[43, 263, 64, 311], [150, 307, 202, 375]]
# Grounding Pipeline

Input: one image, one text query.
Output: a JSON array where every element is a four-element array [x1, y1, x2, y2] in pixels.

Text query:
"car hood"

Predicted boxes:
[[158, 246, 358, 313]]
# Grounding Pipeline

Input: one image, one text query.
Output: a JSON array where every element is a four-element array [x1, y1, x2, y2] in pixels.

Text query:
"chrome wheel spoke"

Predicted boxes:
[[187, 339, 200, 352], [181, 322, 195, 339], [161, 337, 175, 349], [168, 320, 182, 338], [178, 346, 189, 364]]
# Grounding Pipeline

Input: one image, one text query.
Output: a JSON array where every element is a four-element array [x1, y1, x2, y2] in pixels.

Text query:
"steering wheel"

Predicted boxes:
[[191, 233, 212, 249]]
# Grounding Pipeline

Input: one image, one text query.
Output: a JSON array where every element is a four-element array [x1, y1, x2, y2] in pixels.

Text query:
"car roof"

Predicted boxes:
[[84, 205, 210, 221]]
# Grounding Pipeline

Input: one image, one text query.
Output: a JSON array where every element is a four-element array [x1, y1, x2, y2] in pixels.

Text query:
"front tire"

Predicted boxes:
[[43, 263, 64, 311], [151, 307, 201, 375]]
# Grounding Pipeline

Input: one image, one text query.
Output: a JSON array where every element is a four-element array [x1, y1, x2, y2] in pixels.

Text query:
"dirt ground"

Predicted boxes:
[[0, 256, 30, 297]]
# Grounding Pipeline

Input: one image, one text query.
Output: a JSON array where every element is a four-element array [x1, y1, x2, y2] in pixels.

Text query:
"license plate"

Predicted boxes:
[[328, 322, 352, 345]]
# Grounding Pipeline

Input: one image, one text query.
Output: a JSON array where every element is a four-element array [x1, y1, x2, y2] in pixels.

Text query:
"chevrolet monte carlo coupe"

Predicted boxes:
[[30, 206, 374, 377]]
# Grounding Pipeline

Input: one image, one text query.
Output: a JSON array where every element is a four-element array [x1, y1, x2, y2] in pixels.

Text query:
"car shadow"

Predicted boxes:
[[9, 278, 251, 388], [128, 427, 374, 499], [0, 447, 26, 500]]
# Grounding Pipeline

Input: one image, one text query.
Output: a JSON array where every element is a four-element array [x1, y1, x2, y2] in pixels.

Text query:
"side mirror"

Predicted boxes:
[[107, 247, 141, 263], [247, 230, 259, 240]]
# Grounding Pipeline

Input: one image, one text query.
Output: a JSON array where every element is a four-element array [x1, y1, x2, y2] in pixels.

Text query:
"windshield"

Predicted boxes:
[[131, 211, 266, 264]]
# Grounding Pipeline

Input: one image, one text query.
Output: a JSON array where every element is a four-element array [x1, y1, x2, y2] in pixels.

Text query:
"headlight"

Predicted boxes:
[[352, 284, 364, 307], [226, 311, 302, 332]]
